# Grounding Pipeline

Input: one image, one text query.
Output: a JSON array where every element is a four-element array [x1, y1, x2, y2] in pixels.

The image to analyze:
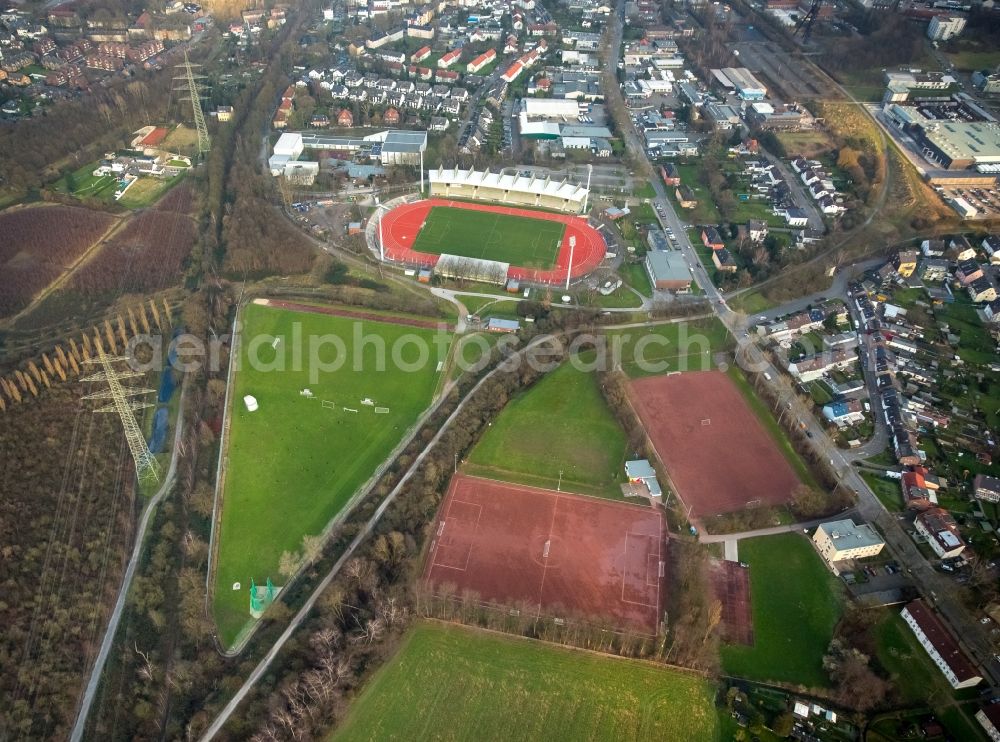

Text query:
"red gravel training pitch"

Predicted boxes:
[[710, 560, 753, 646], [424, 475, 665, 634], [378, 198, 606, 283], [628, 371, 801, 517]]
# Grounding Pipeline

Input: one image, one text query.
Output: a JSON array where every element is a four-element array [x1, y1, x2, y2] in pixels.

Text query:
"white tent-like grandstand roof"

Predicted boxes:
[[429, 166, 588, 206]]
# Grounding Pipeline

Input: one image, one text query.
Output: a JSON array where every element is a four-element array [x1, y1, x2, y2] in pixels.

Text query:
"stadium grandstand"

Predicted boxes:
[[427, 166, 590, 214]]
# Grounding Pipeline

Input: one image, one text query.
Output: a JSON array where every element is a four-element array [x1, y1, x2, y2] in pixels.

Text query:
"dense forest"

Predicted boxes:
[[0, 386, 136, 739]]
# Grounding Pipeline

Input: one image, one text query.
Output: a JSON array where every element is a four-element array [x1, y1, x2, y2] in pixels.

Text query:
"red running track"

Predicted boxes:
[[377, 198, 607, 283]]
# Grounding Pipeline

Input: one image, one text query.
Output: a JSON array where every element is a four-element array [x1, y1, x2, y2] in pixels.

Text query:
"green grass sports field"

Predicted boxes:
[[213, 303, 448, 646], [331, 622, 720, 741], [602, 317, 732, 378], [411, 205, 565, 269], [464, 361, 628, 499], [720, 534, 844, 687]]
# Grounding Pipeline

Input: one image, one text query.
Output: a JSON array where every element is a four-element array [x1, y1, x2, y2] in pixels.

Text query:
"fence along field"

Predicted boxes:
[[0, 205, 118, 317], [213, 302, 450, 646], [331, 621, 719, 741]]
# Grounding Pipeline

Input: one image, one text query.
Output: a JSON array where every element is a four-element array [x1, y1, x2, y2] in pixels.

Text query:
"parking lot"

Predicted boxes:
[[939, 186, 1000, 218]]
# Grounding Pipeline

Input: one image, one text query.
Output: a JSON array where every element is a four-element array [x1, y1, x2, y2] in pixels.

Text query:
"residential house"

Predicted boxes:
[[915, 508, 966, 559], [950, 236, 977, 261], [956, 259, 984, 286], [675, 185, 697, 209], [661, 162, 680, 185], [982, 235, 1000, 266], [922, 238, 947, 257], [785, 349, 855, 383], [893, 249, 918, 277], [813, 519, 885, 568], [701, 226, 725, 250], [383, 107, 400, 125], [901, 599, 982, 689], [976, 703, 1000, 742], [748, 219, 768, 243], [782, 207, 809, 227], [920, 259, 949, 282], [437, 48, 461, 68], [822, 399, 865, 427], [968, 277, 997, 303], [337, 108, 353, 126], [712, 248, 738, 273], [974, 474, 1000, 503], [466, 48, 495, 73]]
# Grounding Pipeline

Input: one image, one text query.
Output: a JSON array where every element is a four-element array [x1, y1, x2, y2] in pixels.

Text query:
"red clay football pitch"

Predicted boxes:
[[710, 560, 753, 646], [628, 370, 801, 518], [424, 474, 665, 634]]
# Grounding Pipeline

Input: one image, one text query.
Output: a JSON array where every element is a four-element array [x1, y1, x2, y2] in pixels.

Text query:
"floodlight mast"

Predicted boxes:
[[565, 235, 576, 291]]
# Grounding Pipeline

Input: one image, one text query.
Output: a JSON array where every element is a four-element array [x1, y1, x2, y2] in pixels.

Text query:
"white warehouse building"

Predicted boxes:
[[522, 98, 581, 119]]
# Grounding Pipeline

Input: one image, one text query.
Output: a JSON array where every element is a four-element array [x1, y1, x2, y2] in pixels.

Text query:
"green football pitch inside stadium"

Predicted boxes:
[[213, 303, 449, 646], [331, 622, 720, 741], [410, 206, 566, 269]]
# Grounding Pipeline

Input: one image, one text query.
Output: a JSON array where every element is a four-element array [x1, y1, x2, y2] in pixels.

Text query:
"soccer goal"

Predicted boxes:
[[322, 400, 336, 409], [701, 418, 711, 426], [375, 407, 390, 414]]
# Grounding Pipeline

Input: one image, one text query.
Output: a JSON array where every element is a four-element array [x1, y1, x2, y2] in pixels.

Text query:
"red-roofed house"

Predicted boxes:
[[337, 109, 353, 127], [411, 45, 431, 63], [434, 69, 459, 83], [437, 48, 461, 69], [901, 467, 939, 510], [282, 85, 295, 101], [466, 48, 496, 74], [976, 703, 1000, 741], [902, 600, 982, 689], [502, 61, 524, 83], [383, 107, 400, 125]]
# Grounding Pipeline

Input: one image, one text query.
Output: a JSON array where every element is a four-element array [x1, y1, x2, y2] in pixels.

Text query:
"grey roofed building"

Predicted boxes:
[[647, 229, 669, 251], [645, 250, 692, 290], [380, 129, 427, 153], [704, 103, 741, 129], [559, 124, 613, 139]]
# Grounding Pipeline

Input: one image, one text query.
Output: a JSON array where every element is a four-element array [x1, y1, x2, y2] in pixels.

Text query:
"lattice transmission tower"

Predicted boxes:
[[82, 347, 160, 483], [174, 50, 210, 157]]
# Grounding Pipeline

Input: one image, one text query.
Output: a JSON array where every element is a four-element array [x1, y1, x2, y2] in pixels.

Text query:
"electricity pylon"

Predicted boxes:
[[81, 347, 159, 483], [174, 50, 210, 157]]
